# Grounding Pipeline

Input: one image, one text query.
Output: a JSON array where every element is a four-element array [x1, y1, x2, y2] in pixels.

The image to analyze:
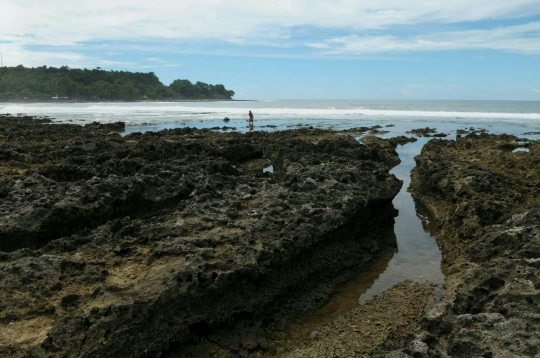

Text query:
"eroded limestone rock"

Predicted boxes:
[[404, 133, 540, 357], [0, 116, 402, 357]]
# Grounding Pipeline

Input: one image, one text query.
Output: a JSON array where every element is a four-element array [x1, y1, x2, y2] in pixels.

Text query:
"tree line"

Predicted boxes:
[[0, 65, 235, 101]]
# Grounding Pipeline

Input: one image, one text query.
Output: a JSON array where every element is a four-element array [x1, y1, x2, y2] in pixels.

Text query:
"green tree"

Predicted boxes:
[[0, 65, 235, 101], [119, 81, 140, 101], [170, 79, 195, 98]]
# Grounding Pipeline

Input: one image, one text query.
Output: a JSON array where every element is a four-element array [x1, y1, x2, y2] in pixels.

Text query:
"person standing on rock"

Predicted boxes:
[[248, 110, 254, 126]]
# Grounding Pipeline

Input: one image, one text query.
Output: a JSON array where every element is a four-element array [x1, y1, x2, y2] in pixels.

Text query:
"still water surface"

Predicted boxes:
[[359, 137, 443, 303]]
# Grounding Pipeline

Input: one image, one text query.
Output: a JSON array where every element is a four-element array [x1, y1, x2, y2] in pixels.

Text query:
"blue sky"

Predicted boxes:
[[2, 0, 540, 100]]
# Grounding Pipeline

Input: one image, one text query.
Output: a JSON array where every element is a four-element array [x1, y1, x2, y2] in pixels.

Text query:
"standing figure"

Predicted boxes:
[[248, 110, 254, 126]]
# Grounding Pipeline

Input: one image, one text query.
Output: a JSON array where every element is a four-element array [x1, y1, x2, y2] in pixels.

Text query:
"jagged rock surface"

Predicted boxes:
[[393, 133, 540, 357], [0, 116, 402, 357]]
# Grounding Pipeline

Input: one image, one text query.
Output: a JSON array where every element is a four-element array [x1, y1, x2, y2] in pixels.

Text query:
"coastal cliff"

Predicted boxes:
[[0, 116, 402, 357]]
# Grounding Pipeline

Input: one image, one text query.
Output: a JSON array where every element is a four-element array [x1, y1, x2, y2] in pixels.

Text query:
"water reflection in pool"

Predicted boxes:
[[359, 137, 444, 303]]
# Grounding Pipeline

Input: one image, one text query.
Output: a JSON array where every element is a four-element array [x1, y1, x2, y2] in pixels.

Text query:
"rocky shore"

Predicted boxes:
[[0, 115, 402, 357], [390, 133, 540, 357]]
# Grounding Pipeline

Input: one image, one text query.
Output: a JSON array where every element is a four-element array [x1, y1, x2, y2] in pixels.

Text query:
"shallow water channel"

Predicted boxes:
[[359, 137, 445, 302], [268, 137, 445, 348]]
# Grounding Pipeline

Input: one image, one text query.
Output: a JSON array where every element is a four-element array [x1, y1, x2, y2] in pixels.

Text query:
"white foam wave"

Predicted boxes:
[[361, 109, 540, 120], [1, 103, 539, 125]]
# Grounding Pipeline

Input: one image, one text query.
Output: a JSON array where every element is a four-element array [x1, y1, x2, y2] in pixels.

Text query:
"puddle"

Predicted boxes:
[[263, 165, 274, 173], [512, 147, 530, 153], [267, 138, 444, 349]]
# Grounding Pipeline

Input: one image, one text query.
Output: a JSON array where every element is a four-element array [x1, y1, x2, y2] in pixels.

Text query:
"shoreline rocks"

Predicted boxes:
[[393, 133, 540, 357], [406, 127, 437, 137], [0, 116, 402, 357]]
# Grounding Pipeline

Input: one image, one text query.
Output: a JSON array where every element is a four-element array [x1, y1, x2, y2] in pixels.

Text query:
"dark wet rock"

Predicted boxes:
[[360, 136, 405, 169], [406, 127, 437, 137], [370, 129, 390, 135], [386, 136, 418, 147], [223, 117, 230, 122], [84, 121, 125, 132], [342, 126, 371, 133], [341, 125, 386, 134], [432, 133, 447, 138], [457, 128, 489, 137], [60, 293, 81, 307], [0, 114, 51, 124], [405, 133, 540, 358], [463, 127, 489, 135], [286, 123, 311, 128], [210, 126, 237, 131], [0, 116, 402, 357]]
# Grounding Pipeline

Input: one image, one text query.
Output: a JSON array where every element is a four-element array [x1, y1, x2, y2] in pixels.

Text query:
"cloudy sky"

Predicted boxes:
[[2, 0, 540, 100]]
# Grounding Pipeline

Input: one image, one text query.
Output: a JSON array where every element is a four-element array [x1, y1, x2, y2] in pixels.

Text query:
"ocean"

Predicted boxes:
[[1, 100, 540, 137]]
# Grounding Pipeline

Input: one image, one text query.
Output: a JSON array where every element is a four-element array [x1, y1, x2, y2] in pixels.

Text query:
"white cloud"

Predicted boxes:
[[0, 42, 137, 68], [2, 0, 540, 45], [1, 0, 540, 66], [140, 58, 184, 68], [307, 22, 540, 54]]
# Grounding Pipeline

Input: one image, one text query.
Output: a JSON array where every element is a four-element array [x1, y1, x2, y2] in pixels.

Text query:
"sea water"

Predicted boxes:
[[1, 100, 540, 136]]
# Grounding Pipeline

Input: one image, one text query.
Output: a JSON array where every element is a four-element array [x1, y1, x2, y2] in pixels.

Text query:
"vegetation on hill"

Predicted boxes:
[[0, 65, 235, 101]]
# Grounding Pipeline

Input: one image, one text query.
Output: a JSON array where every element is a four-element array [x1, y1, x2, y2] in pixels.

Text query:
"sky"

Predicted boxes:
[[1, 0, 540, 100]]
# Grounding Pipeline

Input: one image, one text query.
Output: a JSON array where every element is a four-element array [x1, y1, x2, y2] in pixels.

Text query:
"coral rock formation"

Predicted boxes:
[[0, 116, 402, 357], [391, 133, 540, 357]]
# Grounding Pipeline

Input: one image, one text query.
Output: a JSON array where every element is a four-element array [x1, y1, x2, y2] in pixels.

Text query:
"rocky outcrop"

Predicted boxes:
[[392, 133, 540, 357], [0, 116, 402, 357], [406, 127, 437, 137]]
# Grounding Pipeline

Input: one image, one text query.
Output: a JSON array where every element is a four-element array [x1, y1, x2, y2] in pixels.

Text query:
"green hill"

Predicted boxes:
[[0, 65, 235, 101]]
